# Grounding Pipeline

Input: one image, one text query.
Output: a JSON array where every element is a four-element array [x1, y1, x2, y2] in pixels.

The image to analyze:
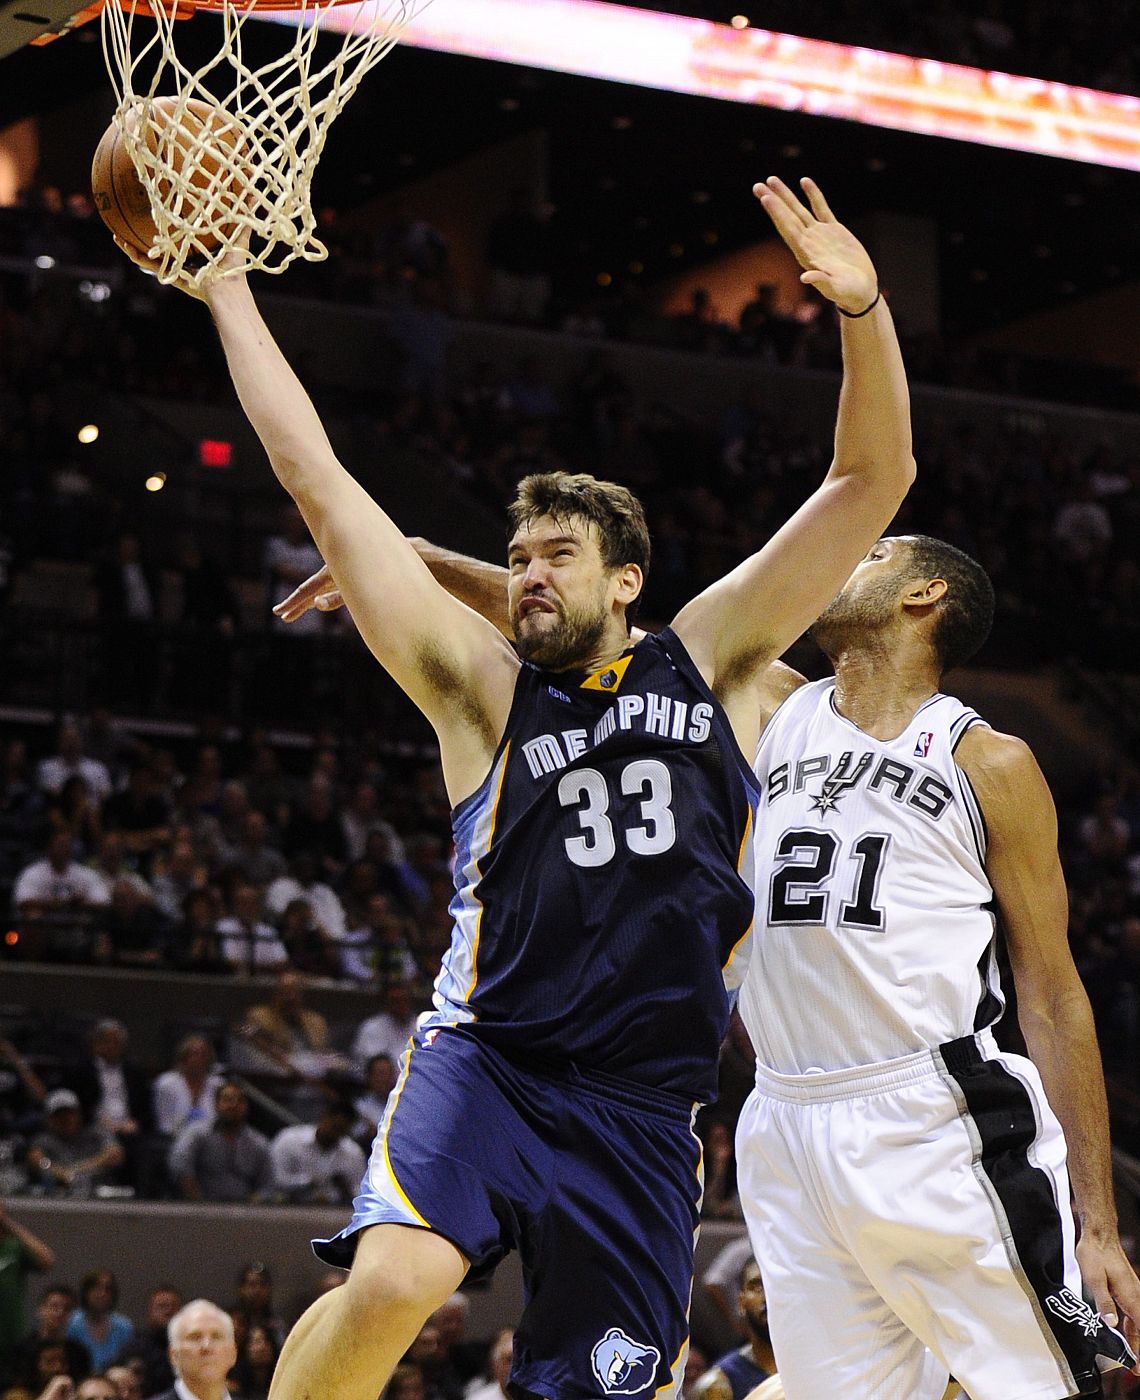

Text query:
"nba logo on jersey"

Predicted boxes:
[[914, 731, 934, 758], [589, 1328, 661, 1395]]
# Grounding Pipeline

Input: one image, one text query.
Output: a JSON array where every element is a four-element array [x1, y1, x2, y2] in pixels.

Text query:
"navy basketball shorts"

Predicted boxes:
[[314, 1026, 704, 1400]]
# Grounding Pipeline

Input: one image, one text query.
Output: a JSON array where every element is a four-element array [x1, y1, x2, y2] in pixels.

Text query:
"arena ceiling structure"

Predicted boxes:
[[0, 0, 1136, 345]]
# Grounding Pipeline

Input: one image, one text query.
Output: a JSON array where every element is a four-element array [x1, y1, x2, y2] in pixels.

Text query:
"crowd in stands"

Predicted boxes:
[[0, 1209, 805, 1400]]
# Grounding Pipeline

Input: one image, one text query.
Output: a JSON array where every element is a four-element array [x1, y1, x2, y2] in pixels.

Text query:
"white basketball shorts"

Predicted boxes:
[[735, 1030, 1132, 1400]]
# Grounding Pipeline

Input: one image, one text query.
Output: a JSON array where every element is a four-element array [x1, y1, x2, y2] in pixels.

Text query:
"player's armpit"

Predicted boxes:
[[754, 661, 808, 735]]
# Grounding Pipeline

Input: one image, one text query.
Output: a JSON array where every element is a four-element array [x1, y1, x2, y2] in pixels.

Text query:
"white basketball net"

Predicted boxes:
[[100, 0, 427, 287]]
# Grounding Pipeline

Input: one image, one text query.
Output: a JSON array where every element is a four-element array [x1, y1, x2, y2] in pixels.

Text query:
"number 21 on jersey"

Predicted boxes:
[[769, 830, 891, 929]]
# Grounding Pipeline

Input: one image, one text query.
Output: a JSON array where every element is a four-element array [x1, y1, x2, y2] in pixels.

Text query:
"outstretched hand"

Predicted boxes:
[[112, 229, 250, 303], [754, 176, 878, 316], [273, 563, 344, 623]]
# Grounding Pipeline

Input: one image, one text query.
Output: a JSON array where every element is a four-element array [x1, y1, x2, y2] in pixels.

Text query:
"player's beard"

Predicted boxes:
[[514, 594, 608, 670], [809, 574, 900, 658]]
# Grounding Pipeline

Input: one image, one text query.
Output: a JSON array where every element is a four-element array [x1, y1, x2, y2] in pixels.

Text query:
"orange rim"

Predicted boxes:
[[109, 0, 361, 13]]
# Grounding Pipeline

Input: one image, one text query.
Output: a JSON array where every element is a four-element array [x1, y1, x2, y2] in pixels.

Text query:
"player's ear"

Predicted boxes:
[[903, 576, 948, 610], [614, 563, 643, 607]]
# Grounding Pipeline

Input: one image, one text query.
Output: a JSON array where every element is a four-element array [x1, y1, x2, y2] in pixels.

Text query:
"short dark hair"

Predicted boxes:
[[508, 472, 651, 624], [903, 536, 995, 672]]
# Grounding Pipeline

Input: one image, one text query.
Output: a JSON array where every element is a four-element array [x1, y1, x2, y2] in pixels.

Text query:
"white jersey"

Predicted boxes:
[[739, 679, 1000, 1073]]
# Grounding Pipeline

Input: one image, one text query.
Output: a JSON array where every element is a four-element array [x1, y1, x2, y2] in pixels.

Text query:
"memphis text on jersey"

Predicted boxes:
[[521, 694, 716, 779]]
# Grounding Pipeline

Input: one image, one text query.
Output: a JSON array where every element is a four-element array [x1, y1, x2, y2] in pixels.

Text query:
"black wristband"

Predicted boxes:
[[837, 288, 881, 318]]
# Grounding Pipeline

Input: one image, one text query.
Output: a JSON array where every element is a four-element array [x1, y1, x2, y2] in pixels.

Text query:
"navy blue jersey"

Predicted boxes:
[[425, 627, 760, 1102]]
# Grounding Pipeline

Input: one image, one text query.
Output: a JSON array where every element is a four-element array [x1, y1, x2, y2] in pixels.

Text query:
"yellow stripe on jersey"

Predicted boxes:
[[465, 742, 512, 1002]]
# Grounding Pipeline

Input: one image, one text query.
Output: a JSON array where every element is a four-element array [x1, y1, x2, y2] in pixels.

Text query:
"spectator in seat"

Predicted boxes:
[[148, 1299, 238, 1400], [352, 1053, 398, 1144], [151, 840, 209, 925], [230, 1321, 280, 1400], [12, 829, 110, 962], [277, 898, 340, 981], [65, 1020, 154, 1157], [282, 782, 347, 882], [465, 1329, 514, 1400], [265, 505, 324, 637], [115, 1283, 182, 1397], [168, 1081, 271, 1203], [237, 967, 329, 1076], [268, 1100, 365, 1205], [35, 720, 112, 804], [46, 776, 103, 862], [340, 894, 418, 987], [64, 1269, 134, 1375], [102, 1364, 143, 1400], [170, 889, 231, 976], [217, 884, 287, 975], [225, 812, 287, 890], [5, 1283, 91, 1389], [2, 1336, 79, 1400], [230, 1264, 286, 1352], [101, 763, 171, 863], [26, 1090, 124, 1197], [153, 1035, 224, 1137], [351, 980, 418, 1067], [694, 1258, 775, 1400]]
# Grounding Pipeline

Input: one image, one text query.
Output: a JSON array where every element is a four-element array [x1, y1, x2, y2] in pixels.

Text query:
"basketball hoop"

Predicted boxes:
[[98, 0, 428, 287]]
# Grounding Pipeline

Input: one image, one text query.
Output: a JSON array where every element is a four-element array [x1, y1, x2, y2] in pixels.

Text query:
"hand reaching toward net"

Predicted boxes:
[[753, 176, 879, 316]]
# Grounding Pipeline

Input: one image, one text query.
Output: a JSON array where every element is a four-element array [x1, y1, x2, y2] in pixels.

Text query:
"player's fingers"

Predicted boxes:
[[756, 192, 805, 249], [763, 175, 812, 225], [316, 591, 342, 611], [800, 177, 837, 222]]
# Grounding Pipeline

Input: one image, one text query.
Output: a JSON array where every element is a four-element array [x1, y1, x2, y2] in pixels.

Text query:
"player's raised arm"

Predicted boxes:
[[274, 542, 515, 639], [956, 725, 1140, 1364], [672, 177, 915, 741], [199, 272, 518, 801]]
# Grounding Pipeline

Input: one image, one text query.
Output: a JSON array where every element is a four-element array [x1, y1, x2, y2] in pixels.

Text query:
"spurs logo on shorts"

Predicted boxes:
[[1046, 1288, 1104, 1339], [590, 1328, 661, 1395]]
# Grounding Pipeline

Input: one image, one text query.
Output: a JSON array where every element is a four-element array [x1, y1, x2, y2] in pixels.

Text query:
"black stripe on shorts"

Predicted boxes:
[[939, 1036, 1126, 1398]]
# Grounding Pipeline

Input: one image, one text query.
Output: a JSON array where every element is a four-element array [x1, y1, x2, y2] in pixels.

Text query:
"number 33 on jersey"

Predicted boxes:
[[424, 628, 760, 1103]]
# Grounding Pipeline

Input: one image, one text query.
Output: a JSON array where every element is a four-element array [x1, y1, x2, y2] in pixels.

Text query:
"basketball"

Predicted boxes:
[[91, 96, 243, 256]]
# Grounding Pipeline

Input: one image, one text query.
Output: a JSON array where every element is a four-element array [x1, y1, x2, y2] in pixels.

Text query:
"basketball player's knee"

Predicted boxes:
[[344, 1252, 442, 1322]]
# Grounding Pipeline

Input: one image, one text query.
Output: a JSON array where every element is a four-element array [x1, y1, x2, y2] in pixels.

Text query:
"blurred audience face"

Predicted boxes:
[[214, 1082, 249, 1127], [365, 1054, 398, 1099], [34, 1340, 69, 1384], [386, 1363, 427, 1400], [177, 1036, 214, 1079], [739, 1259, 769, 1341], [76, 1381, 118, 1400], [169, 1301, 238, 1390], [37, 1287, 76, 1337], [147, 1285, 183, 1331], [104, 1364, 143, 1400], [237, 1264, 273, 1316], [92, 1021, 128, 1064]]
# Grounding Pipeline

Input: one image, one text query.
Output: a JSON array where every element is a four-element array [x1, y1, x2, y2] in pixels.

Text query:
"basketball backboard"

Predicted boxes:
[[0, 0, 99, 57]]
